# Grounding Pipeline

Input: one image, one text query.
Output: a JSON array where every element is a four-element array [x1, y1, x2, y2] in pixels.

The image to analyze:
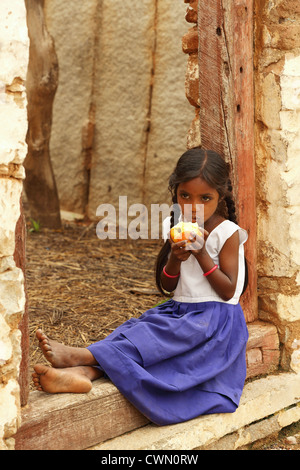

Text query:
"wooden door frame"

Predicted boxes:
[[198, 0, 257, 322], [15, 197, 30, 407], [18, 0, 258, 407], [15, 0, 264, 449]]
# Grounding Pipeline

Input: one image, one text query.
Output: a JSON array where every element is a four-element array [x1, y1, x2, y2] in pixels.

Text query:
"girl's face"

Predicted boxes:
[[176, 176, 220, 225]]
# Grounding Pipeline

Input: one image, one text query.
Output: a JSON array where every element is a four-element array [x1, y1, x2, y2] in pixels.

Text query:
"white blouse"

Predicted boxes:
[[163, 218, 248, 305]]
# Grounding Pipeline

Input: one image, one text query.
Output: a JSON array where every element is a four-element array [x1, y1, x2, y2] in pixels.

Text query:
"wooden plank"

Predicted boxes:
[[14, 378, 149, 451], [198, 0, 257, 322], [231, 0, 257, 322], [198, 0, 228, 157], [14, 197, 29, 407]]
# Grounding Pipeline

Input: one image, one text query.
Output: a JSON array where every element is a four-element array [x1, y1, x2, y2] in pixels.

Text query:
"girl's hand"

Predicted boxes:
[[169, 239, 192, 262], [187, 228, 209, 254], [160, 237, 191, 293]]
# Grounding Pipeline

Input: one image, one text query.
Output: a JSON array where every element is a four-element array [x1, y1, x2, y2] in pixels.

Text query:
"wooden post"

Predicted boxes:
[[198, 0, 230, 158], [14, 197, 29, 406], [198, 0, 257, 322], [231, 0, 257, 322], [24, 0, 62, 230]]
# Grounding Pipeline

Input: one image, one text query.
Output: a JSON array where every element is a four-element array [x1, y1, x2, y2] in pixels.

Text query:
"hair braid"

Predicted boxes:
[[225, 178, 238, 224], [225, 179, 248, 294]]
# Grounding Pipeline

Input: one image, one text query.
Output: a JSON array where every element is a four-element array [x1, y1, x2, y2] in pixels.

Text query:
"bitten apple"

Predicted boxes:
[[170, 221, 202, 243]]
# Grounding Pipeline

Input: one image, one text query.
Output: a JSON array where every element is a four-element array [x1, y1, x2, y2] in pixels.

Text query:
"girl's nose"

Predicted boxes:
[[192, 204, 204, 223], [192, 202, 202, 214]]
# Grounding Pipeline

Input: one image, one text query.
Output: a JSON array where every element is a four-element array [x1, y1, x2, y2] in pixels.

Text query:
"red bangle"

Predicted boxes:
[[203, 265, 218, 277], [163, 265, 180, 279]]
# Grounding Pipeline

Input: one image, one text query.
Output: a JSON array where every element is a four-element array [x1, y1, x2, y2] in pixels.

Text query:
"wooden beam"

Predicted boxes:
[[14, 197, 29, 407], [15, 378, 149, 451], [198, 0, 257, 322], [231, 0, 257, 322], [198, 0, 229, 157]]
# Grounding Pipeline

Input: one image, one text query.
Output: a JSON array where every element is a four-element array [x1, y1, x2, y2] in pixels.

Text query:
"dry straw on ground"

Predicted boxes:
[[26, 219, 164, 372]]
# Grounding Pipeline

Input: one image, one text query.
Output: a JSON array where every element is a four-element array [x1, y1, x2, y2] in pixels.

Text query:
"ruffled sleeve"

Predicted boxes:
[[206, 220, 248, 257]]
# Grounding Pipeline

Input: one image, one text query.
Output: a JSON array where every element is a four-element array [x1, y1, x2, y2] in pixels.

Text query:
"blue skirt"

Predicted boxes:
[[87, 300, 249, 426]]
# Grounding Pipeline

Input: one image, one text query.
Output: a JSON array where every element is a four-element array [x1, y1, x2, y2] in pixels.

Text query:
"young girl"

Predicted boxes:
[[33, 148, 249, 426]]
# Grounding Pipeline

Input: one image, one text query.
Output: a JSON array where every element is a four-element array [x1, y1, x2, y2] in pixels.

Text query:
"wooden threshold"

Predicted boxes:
[[15, 377, 149, 451], [15, 321, 279, 450]]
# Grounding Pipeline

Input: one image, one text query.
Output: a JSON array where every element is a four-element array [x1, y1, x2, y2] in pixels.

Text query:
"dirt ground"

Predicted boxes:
[[26, 217, 164, 372], [25, 216, 300, 451]]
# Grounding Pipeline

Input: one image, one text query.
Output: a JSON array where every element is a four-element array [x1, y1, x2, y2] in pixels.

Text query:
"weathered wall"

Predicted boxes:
[[254, 0, 300, 369], [43, 0, 97, 214], [182, 0, 201, 151], [43, 0, 194, 216], [0, 0, 28, 450]]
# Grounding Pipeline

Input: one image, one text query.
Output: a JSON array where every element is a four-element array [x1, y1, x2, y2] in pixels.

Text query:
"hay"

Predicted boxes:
[[26, 219, 164, 372]]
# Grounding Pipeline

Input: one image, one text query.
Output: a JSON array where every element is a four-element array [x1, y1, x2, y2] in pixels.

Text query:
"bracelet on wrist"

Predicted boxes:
[[203, 264, 218, 277], [163, 265, 180, 279]]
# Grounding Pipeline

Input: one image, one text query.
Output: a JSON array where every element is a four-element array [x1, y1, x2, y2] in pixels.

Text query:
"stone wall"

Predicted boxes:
[[254, 0, 300, 369], [43, 0, 194, 217], [0, 0, 28, 450], [182, 0, 201, 150]]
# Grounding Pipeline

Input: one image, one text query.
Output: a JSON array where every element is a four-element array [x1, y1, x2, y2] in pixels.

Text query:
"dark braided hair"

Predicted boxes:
[[224, 178, 237, 224], [155, 148, 248, 295]]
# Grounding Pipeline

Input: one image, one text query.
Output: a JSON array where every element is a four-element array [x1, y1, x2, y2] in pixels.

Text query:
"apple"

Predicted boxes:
[[170, 221, 202, 243]]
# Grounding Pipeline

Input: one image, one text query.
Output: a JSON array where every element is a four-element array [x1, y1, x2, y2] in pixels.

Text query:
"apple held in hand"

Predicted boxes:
[[170, 221, 202, 243]]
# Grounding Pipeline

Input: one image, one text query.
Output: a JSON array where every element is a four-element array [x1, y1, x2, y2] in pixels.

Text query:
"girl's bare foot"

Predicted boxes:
[[36, 329, 97, 368], [32, 364, 102, 394]]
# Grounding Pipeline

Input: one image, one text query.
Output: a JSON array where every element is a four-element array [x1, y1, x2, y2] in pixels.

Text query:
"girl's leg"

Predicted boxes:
[[32, 363, 103, 394], [36, 329, 98, 368]]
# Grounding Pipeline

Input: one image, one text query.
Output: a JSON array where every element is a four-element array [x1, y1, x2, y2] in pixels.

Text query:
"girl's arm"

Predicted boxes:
[[160, 240, 191, 293], [193, 231, 240, 301]]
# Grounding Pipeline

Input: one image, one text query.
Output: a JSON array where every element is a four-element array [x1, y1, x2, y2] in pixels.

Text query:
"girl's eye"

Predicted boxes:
[[180, 193, 189, 199], [202, 196, 211, 202]]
